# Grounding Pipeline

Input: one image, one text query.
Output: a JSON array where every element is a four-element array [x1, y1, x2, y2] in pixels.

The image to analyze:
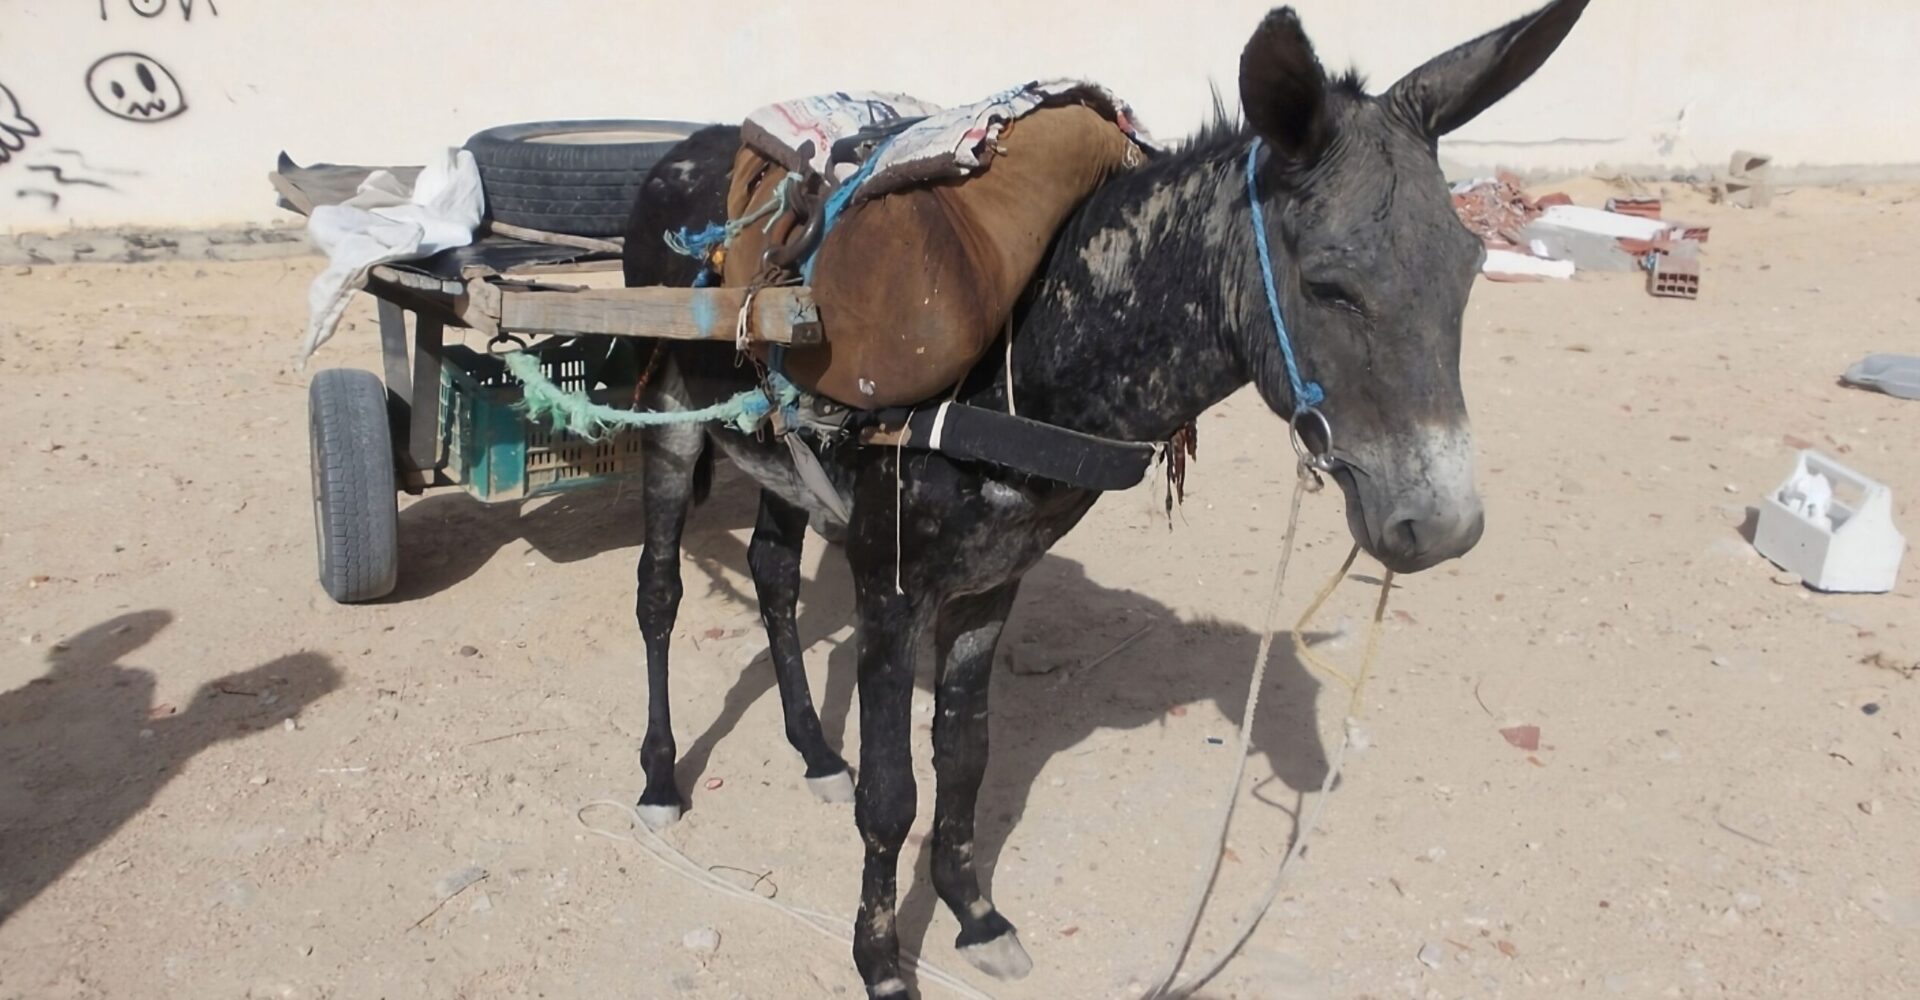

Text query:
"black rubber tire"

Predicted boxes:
[[309, 368, 399, 603], [464, 120, 708, 237]]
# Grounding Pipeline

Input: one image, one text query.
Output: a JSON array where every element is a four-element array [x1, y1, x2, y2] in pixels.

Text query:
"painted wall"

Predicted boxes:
[[2, 0, 1917, 234]]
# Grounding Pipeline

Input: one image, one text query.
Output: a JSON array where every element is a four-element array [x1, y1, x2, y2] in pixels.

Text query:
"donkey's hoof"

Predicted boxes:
[[637, 803, 683, 831], [867, 976, 911, 999], [959, 930, 1033, 980], [807, 770, 856, 804]]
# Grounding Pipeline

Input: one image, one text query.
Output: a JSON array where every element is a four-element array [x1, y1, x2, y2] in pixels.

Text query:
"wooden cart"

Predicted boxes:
[[275, 156, 818, 602]]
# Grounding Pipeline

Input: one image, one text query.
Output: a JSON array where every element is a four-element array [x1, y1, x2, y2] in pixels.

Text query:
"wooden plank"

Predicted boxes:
[[497, 285, 823, 345], [370, 265, 463, 298], [502, 258, 626, 278], [486, 221, 623, 255]]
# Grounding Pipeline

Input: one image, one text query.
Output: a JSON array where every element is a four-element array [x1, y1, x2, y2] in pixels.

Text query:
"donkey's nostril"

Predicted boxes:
[[1383, 516, 1421, 556], [1375, 505, 1484, 573]]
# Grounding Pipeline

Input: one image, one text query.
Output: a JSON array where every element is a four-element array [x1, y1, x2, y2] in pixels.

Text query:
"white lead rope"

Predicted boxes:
[[1139, 474, 1393, 1000]]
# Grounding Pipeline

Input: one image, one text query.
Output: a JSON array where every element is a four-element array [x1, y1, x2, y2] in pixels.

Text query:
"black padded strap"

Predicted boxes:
[[866, 402, 1156, 492]]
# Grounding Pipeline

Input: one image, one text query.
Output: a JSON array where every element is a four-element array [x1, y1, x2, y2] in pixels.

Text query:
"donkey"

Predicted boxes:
[[620, 3, 1589, 996]]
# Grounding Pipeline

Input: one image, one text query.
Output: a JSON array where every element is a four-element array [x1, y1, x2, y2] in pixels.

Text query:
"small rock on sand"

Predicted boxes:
[[682, 926, 721, 957]]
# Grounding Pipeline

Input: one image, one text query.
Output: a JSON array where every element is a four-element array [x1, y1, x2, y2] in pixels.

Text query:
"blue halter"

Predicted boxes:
[[1244, 138, 1326, 414]]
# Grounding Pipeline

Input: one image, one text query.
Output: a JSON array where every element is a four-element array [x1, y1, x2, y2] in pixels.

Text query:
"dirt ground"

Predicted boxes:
[[3, 182, 1917, 1000]]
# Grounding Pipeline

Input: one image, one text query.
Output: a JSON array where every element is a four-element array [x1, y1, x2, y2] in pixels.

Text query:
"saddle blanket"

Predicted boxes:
[[724, 81, 1155, 408], [740, 79, 1157, 203]]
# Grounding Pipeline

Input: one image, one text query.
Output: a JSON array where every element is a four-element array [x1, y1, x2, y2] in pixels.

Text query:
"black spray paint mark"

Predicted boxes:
[[1, 82, 43, 165], [17, 189, 60, 210], [86, 53, 188, 123], [49, 148, 145, 177], [27, 164, 117, 190], [100, 0, 219, 21]]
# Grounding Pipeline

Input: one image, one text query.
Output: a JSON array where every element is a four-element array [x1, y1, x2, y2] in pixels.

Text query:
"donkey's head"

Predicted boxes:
[[1236, 0, 1586, 573]]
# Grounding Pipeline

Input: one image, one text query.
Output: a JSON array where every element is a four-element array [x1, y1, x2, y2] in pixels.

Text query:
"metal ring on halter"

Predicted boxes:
[[486, 332, 529, 355], [1289, 405, 1337, 472]]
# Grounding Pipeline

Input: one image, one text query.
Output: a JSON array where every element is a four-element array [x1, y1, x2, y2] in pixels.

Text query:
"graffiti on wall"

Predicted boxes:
[[86, 53, 188, 123], [8, 4, 212, 214], [99, 0, 219, 21], [1, 83, 42, 165], [15, 149, 141, 210]]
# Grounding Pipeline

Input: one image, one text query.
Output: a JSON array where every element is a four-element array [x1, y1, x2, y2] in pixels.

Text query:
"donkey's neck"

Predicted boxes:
[[966, 134, 1268, 443]]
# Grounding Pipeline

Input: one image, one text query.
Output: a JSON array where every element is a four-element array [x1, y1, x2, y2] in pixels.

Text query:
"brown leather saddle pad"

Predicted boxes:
[[721, 103, 1142, 408]]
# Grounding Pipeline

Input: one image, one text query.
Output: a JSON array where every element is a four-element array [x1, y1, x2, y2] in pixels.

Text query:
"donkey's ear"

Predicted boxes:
[[1386, 0, 1589, 138], [1239, 8, 1333, 164]]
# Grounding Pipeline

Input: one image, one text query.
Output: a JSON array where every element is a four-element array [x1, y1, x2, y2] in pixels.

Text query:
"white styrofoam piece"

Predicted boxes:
[[1752, 450, 1907, 593], [1483, 249, 1575, 279], [1536, 204, 1674, 240]]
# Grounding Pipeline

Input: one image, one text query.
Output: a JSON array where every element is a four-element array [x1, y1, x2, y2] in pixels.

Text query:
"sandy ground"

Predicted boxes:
[[3, 183, 1918, 1000]]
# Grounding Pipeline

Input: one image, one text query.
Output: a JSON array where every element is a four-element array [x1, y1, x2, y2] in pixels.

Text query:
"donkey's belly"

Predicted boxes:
[[935, 475, 1099, 598], [707, 430, 853, 531]]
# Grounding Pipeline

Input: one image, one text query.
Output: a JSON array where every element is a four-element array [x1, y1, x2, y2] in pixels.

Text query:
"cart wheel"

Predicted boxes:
[[309, 368, 399, 603]]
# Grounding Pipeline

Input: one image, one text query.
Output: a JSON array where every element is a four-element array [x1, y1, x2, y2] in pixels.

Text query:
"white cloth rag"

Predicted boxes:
[[300, 147, 484, 362]]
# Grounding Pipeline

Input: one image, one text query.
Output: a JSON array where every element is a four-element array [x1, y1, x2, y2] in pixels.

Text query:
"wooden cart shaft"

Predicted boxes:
[[365, 266, 821, 347]]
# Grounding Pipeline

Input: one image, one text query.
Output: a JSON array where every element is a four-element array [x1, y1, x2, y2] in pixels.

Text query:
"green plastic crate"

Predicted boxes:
[[440, 342, 643, 502]]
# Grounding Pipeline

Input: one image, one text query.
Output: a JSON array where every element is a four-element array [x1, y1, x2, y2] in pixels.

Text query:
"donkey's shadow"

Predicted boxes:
[[670, 502, 1334, 972]]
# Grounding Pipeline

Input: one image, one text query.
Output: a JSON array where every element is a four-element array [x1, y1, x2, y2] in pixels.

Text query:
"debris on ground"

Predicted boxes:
[[1752, 450, 1906, 594], [1861, 652, 1917, 680], [1841, 353, 1920, 401], [682, 926, 721, 959], [1714, 150, 1774, 209], [1499, 725, 1542, 751], [1452, 173, 1548, 253], [1453, 174, 1711, 296]]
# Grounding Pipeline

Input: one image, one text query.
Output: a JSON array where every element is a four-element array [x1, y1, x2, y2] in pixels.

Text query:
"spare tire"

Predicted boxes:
[[464, 120, 708, 238]]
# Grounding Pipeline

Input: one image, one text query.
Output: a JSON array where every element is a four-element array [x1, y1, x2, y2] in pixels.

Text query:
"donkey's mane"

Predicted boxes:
[[1177, 67, 1370, 159]]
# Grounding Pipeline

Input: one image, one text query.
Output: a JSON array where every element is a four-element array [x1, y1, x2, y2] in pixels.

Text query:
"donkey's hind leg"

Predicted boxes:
[[747, 489, 856, 800], [633, 363, 704, 829]]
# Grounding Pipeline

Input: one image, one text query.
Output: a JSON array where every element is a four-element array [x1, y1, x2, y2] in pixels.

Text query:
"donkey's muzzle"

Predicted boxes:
[[1375, 501, 1485, 574]]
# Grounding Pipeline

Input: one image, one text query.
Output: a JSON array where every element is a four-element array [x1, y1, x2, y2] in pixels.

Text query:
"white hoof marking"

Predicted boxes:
[[959, 931, 1033, 980], [807, 771, 856, 804], [637, 803, 682, 830]]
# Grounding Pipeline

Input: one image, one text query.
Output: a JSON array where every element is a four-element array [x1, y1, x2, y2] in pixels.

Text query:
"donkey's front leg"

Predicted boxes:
[[930, 582, 1031, 980], [848, 584, 922, 999], [746, 489, 854, 800], [844, 463, 935, 998]]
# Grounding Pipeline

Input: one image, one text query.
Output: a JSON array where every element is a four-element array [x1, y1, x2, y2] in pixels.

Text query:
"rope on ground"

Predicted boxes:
[[1138, 477, 1394, 1000], [574, 800, 996, 1000], [503, 351, 795, 440]]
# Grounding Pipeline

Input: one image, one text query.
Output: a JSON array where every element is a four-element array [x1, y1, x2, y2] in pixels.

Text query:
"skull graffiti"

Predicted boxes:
[[1, 82, 42, 163], [85, 53, 187, 123]]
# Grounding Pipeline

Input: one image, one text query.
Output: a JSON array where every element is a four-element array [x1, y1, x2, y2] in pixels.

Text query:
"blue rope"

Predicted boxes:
[[664, 221, 729, 262], [802, 136, 896, 283], [1245, 139, 1325, 412]]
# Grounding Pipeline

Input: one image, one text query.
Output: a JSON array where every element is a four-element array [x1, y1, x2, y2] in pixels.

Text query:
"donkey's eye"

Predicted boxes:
[[1304, 279, 1362, 313]]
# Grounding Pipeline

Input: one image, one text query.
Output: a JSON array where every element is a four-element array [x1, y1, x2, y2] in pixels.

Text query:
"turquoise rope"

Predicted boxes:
[[1245, 139, 1325, 412], [502, 351, 797, 440]]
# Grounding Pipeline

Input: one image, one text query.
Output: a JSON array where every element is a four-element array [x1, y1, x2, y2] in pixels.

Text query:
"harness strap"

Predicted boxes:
[[1244, 139, 1325, 412]]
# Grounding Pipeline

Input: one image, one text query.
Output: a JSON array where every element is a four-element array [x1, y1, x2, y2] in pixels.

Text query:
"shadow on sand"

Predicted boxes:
[[0, 610, 340, 928]]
